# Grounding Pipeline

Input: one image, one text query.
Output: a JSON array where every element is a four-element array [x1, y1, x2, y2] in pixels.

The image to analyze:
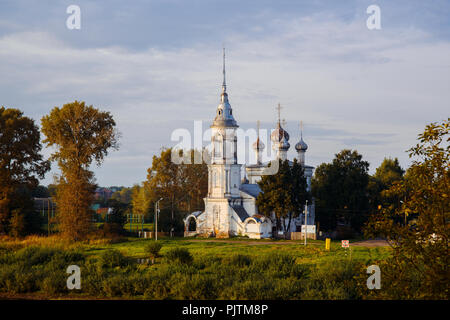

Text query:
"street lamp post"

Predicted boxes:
[[155, 198, 163, 241], [304, 200, 308, 246]]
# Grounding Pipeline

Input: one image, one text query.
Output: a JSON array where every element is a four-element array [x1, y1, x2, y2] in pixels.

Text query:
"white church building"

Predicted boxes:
[[184, 52, 315, 239]]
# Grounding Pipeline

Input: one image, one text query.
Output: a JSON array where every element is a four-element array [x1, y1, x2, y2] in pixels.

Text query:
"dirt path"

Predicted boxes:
[[350, 239, 390, 247]]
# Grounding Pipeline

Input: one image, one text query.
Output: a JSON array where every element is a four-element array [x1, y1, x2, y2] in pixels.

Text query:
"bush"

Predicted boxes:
[[301, 259, 359, 299], [165, 247, 193, 264], [169, 273, 218, 299], [97, 249, 131, 269], [0, 264, 40, 293], [102, 274, 137, 297], [14, 246, 59, 267], [145, 242, 163, 263], [40, 272, 67, 295]]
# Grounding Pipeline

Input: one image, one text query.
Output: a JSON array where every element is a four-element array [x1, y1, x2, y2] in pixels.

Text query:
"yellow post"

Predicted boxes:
[[325, 238, 331, 251]]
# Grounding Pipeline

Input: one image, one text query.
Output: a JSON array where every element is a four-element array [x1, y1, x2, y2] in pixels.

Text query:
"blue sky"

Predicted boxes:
[[0, 0, 449, 186]]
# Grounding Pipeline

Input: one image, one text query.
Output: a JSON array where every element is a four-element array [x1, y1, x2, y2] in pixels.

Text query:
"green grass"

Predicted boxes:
[[0, 237, 392, 300], [83, 238, 391, 264]]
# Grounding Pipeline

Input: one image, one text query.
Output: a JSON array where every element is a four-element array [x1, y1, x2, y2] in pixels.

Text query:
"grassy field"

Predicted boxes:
[[85, 238, 390, 262], [0, 236, 392, 300]]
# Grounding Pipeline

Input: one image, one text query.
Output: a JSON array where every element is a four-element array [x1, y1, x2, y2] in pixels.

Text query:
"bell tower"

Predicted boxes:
[[208, 48, 241, 199]]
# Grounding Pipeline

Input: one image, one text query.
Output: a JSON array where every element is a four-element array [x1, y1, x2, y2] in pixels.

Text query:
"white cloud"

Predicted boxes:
[[0, 13, 449, 186]]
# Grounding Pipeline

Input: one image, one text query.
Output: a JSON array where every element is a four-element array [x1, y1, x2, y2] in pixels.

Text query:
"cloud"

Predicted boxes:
[[0, 3, 449, 185]]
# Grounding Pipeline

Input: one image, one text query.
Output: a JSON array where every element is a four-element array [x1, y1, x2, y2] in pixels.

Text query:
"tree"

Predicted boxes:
[[41, 101, 118, 240], [256, 159, 309, 234], [103, 198, 129, 235], [367, 157, 405, 213], [145, 148, 208, 233], [131, 184, 151, 218], [364, 118, 449, 299], [312, 149, 370, 232], [0, 107, 50, 235], [374, 157, 405, 187], [111, 187, 133, 204]]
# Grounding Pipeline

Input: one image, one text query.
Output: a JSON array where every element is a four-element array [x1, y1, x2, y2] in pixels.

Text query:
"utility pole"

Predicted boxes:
[[304, 200, 308, 246], [155, 198, 163, 241]]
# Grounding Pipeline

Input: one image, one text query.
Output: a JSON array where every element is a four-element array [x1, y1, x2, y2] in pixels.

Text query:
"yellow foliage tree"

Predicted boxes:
[[41, 101, 118, 240]]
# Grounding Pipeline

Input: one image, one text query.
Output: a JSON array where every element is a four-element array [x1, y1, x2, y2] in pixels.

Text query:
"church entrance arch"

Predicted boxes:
[[187, 217, 197, 231]]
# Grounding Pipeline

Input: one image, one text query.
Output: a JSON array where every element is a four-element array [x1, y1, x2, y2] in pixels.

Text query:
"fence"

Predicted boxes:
[[138, 231, 168, 239]]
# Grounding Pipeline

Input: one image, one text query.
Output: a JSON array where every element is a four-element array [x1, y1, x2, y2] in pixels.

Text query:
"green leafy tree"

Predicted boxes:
[[0, 107, 50, 235], [364, 118, 449, 299], [256, 159, 309, 234], [368, 157, 405, 213], [312, 149, 370, 232], [374, 157, 405, 187], [41, 101, 119, 240]]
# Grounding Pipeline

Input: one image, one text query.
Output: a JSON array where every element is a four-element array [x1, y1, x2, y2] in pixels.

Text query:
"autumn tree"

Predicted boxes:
[[131, 183, 151, 218], [256, 159, 309, 235], [0, 107, 50, 236], [364, 118, 449, 299], [111, 187, 133, 204], [312, 149, 370, 232], [144, 148, 208, 232], [41, 101, 118, 240]]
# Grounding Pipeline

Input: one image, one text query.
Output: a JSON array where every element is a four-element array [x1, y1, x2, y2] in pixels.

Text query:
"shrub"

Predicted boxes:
[[102, 274, 136, 297], [169, 273, 218, 299], [0, 264, 39, 293], [145, 242, 163, 263], [14, 246, 59, 267], [165, 247, 193, 264], [81, 260, 105, 296], [97, 249, 131, 269], [40, 272, 67, 295]]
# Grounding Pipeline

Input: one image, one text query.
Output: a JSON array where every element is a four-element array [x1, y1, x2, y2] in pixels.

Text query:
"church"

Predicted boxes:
[[184, 52, 315, 239]]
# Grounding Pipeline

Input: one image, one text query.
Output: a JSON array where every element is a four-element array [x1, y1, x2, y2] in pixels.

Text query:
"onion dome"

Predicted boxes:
[[295, 137, 308, 152], [279, 135, 290, 150], [271, 122, 290, 143], [295, 121, 308, 151], [252, 137, 265, 151]]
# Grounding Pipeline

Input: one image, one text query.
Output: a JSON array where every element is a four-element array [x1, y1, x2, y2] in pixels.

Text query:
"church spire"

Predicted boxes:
[[276, 103, 282, 126], [212, 47, 237, 128], [222, 47, 226, 92]]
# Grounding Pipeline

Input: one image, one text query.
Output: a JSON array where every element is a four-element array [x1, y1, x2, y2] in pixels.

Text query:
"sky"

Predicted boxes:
[[0, 0, 449, 187]]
